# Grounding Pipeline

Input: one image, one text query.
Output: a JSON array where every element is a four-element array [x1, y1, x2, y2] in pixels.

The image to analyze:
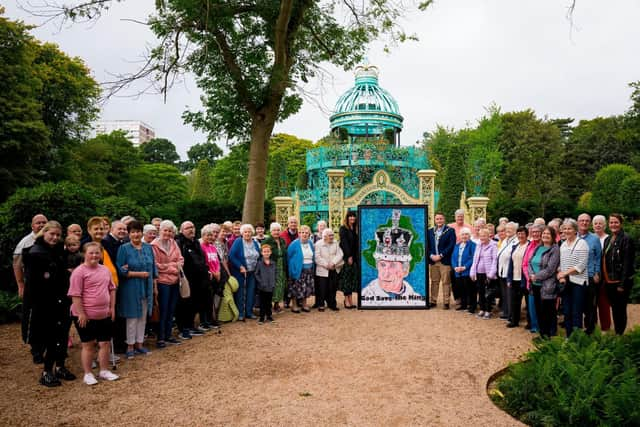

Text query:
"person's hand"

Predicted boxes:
[[17, 284, 24, 299], [213, 271, 220, 281], [556, 271, 565, 280], [617, 286, 625, 293], [594, 273, 600, 284], [348, 257, 353, 265], [109, 307, 116, 321], [240, 266, 247, 274], [530, 274, 535, 282], [139, 271, 149, 279], [78, 313, 88, 328]]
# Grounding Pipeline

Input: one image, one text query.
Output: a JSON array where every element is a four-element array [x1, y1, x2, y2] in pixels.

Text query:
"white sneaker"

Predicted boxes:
[[483, 312, 491, 320], [476, 311, 485, 318], [98, 370, 119, 381], [83, 373, 98, 386]]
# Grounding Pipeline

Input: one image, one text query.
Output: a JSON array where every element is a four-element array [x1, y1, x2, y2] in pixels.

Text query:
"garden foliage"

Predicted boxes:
[[493, 329, 640, 426]]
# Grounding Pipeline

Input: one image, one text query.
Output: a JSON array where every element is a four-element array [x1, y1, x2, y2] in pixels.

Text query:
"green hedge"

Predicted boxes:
[[493, 329, 640, 426]]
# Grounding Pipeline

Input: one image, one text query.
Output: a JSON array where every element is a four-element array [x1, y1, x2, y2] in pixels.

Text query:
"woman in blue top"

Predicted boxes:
[[287, 225, 315, 313], [116, 220, 157, 359], [527, 226, 560, 338], [451, 227, 476, 312], [229, 224, 261, 321]]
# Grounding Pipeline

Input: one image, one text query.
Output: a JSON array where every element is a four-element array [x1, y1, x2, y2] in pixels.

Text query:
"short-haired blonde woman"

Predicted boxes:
[[287, 225, 315, 313], [229, 224, 261, 321], [151, 220, 184, 347]]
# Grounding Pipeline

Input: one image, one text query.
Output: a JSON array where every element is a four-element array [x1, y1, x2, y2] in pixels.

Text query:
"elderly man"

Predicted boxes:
[[281, 216, 299, 246], [577, 213, 603, 334], [175, 221, 211, 338], [427, 213, 456, 309], [448, 209, 473, 244], [14, 214, 48, 363], [102, 220, 129, 264]]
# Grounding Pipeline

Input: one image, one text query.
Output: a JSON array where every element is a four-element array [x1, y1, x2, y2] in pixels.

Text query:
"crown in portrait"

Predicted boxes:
[[373, 209, 413, 263]]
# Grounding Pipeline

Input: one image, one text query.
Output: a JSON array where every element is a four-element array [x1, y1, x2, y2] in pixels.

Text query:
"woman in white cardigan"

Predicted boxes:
[[314, 228, 344, 311]]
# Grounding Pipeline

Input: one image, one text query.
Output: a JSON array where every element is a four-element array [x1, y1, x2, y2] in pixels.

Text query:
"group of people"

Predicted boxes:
[[13, 208, 636, 388], [428, 210, 635, 338], [12, 212, 361, 387]]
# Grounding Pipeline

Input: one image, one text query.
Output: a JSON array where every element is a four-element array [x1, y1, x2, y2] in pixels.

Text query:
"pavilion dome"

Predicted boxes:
[[330, 65, 403, 137]]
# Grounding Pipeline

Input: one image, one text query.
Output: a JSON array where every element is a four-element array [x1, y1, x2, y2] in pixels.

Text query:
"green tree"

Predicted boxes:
[[95, 196, 150, 222], [498, 110, 564, 217], [122, 163, 188, 219], [70, 131, 140, 195], [0, 12, 99, 201], [209, 144, 250, 207], [590, 164, 640, 215], [266, 134, 313, 199], [189, 160, 214, 201], [0, 14, 49, 201], [438, 142, 467, 218], [140, 138, 180, 164], [182, 142, 223, 171]]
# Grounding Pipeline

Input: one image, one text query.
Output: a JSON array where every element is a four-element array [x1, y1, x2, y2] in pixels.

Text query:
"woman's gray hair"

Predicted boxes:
[[322, 228, 335, 238], [201, 223, 215, 237], [240, 223, 255, 235], [530, 223, 544, 232], [593, 215, 606, 224], [562, 218, 578, 231], [460, 227, 472, 236], [454, 209, 465, 216], [270, 222, 281, 232], [159, 219, 177, 233], [506, 221, 519, 231]]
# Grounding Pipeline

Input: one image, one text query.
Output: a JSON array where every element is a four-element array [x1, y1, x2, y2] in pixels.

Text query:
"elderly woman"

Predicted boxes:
[[314, 228, 344, 311], [602, 214, 636, 335], [151, 220, 184, 347], [229, 224, 261, 321], [470, 228, 497, 319], [521, 224, 543, 332], [451, 227, 476, 312], [506, 226, 530, 328], [497, 222, 518, 320], [557, 218, 590, 337], [23, 221, 75, 386], [339, 211, 359, 309], [287, 225, 315, 312], [200, 224, 221, 329], [116, 220, 157, 359], [263, 222, 287, 313], [528, 227, 560, 337], [143, 224, 157, 244]]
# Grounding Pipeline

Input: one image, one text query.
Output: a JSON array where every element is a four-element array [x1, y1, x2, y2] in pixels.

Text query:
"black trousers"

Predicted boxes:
[[509, 280, 524, 325], [453, 275, 470, 308], [538, 298, 557, 338], [583, 277, 597, 334], [316, 270, 338, 309], [606, 282, 630, 335], [259, 290, 273, 320], [477, 274, 497, 312], [450, 270, 459, 301], [467, 277, 478, 312]]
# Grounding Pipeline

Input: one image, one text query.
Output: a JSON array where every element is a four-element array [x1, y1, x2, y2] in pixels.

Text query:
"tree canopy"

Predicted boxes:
[[140, 137, 180, 164]]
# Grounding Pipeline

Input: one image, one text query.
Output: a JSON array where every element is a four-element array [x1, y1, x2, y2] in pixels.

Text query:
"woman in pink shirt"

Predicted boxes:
[[200, 224, 222, 329], [68, 242, 119, 385]]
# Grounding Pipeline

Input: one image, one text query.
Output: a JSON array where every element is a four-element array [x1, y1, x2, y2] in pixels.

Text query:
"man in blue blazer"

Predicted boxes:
[[427, 213, 456, 309]]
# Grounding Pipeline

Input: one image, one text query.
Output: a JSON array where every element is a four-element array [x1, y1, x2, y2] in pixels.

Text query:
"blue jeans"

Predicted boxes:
[[233, 271, 256, 319], [527, 294, 539, 331], [564, 281, 587, 337], [157, 283, 179, 341]]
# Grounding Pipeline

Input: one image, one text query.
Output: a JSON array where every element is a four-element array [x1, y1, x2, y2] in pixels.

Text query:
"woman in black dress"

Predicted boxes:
[[339, 211, 359, 309]]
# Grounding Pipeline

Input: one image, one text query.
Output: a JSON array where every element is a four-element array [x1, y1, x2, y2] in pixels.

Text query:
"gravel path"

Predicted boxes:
[[1, 299, 638, 426]]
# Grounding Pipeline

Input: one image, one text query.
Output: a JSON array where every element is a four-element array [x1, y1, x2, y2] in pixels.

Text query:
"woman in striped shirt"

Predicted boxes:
[[557, 218, 590, 337]]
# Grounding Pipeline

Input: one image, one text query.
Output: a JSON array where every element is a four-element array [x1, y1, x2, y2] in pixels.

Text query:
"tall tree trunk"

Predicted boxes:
[[242, 110, 277, 224]]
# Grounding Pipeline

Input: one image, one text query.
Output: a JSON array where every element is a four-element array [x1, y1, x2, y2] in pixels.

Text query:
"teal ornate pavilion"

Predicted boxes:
[[275, 64, 439, 231]]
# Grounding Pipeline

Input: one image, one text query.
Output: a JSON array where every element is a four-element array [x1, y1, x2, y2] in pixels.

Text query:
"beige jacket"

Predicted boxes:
[[314, 240, 344, 277]]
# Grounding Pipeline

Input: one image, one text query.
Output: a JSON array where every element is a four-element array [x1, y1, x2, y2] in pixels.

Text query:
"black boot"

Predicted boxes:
[[40, 371, 62, 387]]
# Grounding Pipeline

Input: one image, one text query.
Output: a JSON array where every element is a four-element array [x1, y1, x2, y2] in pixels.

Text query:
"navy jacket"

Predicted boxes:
[[427, 225, 456, 266], [451, 241, 476, 277]]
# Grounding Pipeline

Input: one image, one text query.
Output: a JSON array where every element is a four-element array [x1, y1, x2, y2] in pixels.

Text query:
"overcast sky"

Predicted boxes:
[[5, 1, 640, 157]]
